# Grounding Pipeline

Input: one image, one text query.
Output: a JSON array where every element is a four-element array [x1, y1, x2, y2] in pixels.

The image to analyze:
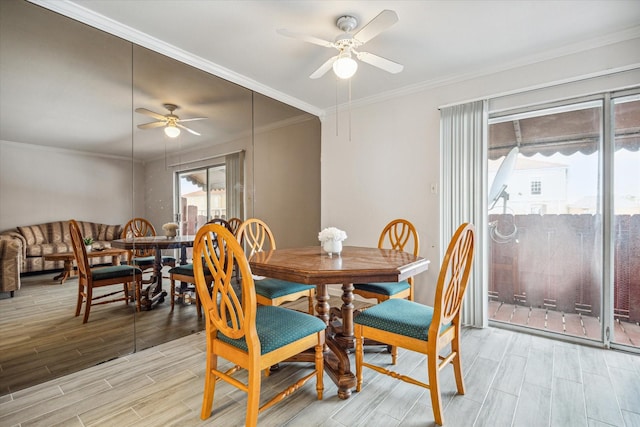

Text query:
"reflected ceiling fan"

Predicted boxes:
[[277, 9, 403, 80], [135, 103, 206, 138]]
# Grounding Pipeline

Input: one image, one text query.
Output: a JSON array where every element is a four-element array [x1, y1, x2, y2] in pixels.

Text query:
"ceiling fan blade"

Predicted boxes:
[[276, 28, 335, 48], [178, 117, 207, 123], [135, 108, 167, 121], [137, 121, 166, 129], [309, 55, 338, 79], [355, 51, 403, 74], [353, 10, 398, 44], [177, 123, 201, 136]]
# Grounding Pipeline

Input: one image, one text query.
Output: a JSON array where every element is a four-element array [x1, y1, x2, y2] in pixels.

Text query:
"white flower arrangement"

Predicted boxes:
[[318, 227, 347, 243], [162, 222, 179, 232]]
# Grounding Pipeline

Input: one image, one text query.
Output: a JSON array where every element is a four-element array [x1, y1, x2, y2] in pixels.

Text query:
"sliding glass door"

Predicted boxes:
[[612, 94, 640, 350], [487, 90, 640, 351]]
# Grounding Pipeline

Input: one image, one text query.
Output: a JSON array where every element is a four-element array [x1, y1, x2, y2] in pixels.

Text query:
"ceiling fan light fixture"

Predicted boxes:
[[164, 124, 180, 138], [333, 52, 358, 79]]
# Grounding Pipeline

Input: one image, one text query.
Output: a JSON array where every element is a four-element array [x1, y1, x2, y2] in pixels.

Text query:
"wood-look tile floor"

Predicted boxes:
[[2, 325, 640, 426]]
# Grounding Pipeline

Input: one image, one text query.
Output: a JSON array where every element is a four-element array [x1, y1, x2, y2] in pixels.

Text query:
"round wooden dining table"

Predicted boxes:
[[249, 245, 430, 399]]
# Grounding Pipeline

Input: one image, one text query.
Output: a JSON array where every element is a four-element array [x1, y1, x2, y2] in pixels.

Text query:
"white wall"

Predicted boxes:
[[0, 140, 143, 231], [321, 37, 640, 305]]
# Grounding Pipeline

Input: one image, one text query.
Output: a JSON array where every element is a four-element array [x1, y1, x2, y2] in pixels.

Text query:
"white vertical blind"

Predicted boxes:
[[225, 151, 245, 220], [440, 100, 488, 327]]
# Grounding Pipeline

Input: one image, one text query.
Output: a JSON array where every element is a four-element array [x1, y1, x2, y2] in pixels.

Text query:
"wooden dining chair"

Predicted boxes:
[[193, 223, 325, 425], [122, 217, 176, 281], [167, 218, 231, 315], [227, 217, 242, 236], [354, 223, 475, 426], [236, 218, 315, 314], [69, 219, 143, 323], [353, 218, 420, 302]]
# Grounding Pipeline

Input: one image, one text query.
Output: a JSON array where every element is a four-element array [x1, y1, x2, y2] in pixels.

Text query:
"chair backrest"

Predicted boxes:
[[227, 217, 242, 236], [429, 223, 475, 339], [122, 217, 156, 257], [235, 218, 276, 257], [379, 219, 420, 286], [378, 219, 420, 255], [69, 219, 91, 286], [193, 224, 257, 346], [206, 218, 231, 230]]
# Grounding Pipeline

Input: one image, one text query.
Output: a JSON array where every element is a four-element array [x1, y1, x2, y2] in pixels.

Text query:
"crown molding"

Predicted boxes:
[[29, 0, 324, 118]]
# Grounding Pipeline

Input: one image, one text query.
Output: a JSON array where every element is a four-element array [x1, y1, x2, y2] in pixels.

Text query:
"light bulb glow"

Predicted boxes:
[[164, 124, 180, 138], [332, 54, 358, 79]]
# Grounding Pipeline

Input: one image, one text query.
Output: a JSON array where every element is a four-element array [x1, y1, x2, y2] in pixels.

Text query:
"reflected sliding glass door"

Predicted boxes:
[[176, 165, 226, 236]]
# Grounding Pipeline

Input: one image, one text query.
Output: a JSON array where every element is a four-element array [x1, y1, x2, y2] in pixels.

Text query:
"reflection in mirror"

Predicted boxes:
[[0, 0, 135, 394], [252, 92, 321, 247], [130, 44, 254, 350], [0, 0, 322, 397]]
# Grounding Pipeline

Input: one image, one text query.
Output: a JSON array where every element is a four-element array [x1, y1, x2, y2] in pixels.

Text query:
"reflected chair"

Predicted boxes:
[[236, 218, 315, 314], [193, 224, 325, 425], [122, 217, 176, 281], [168, 218, 231, 315], [227, 217, 242, 236], [353, 218, 420, 302], [354, 223, 475, 426], [69, 219, 143, 323]]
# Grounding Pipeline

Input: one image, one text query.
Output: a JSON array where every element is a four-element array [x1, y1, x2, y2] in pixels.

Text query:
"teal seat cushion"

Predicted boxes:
[[132, 255, 176, 266], [91, 265, 142, 281], [217, 305, 326, 354], [354, 280, 410, 296], [168, 263, 195, 276], [354, 298, 437, 341], [254, 278, 314, 299]]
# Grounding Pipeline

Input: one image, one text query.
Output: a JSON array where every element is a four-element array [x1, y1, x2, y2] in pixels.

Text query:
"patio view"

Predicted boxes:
[[487, 95, 640, 349]]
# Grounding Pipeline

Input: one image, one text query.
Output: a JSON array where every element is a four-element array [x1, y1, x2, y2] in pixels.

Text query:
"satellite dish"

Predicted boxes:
[[489, 147, 519, 210]]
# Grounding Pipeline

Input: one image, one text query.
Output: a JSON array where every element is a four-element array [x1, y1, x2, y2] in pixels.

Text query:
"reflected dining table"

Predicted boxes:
[[249, 245, 430, 399], [111, 235, 195, 309]]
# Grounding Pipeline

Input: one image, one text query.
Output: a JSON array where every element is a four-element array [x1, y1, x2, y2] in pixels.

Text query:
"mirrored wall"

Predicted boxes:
[[0, 0, 320, 394]]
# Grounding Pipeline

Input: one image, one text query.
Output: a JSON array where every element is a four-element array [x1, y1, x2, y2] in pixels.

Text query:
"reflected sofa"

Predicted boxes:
[[0, 239, 21, 296], [0, 220, 123, 286]]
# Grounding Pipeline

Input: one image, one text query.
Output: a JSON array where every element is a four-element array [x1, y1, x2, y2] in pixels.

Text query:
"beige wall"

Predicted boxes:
[[0, 140, 143, 231]]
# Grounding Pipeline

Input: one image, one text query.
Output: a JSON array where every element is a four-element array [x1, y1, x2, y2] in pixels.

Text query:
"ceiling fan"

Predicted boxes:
[[277, 9, 403, 80], [135, 103, 207, 138]]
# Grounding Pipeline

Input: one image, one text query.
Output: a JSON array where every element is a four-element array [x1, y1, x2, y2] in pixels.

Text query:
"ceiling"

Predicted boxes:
[[2, 0, 639, 160], [60, 0, 640, 112]]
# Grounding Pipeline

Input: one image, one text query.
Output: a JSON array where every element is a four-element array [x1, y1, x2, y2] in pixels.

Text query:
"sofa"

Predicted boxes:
[[0, 220, 124, 282], [0, 239, 21, 296]]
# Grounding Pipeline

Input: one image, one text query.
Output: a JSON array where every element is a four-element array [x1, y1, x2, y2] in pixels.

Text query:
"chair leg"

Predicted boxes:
[[355, 325, 364, 392], [75, 282, 83, 317], [123, 283, 129, 305], [390, 345, 398, 365], [200, 352, 217, 420], [246, 364, 261, 427], [451, 330, 465, 394], [315, 340, 324, 400], [170, 278, 176, 312], [427, 352, 444, 426], [135, 280, 142, 312], [83, 287, 92, 324]]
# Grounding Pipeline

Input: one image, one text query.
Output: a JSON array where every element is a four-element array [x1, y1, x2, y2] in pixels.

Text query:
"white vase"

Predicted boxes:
[[85, 245, 92, 253], [165, 229, 177, 238], [323, 239, 342, 257]]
